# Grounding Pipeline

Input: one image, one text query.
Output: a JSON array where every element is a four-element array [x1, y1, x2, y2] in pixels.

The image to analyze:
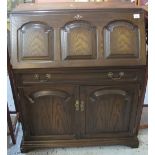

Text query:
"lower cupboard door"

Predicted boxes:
[[19, 85, 78, 140], [80, 84, 139, 138]]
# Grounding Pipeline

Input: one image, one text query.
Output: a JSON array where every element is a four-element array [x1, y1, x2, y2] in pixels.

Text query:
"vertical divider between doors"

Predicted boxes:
[[74, 85, 80, 138], [79, 85, 86, 138]]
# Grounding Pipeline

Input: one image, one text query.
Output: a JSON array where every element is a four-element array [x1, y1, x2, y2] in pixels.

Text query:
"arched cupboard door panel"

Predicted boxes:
[[80, 85, 139, 138], [17, 22, 54, 62], [61, 20, 97, 60], [104, 20, 140, 59], [20, 86, 77, 139]]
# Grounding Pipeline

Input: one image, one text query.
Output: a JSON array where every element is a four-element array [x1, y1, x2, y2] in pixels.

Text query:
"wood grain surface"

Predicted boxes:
[[9, 2, 147, 152]]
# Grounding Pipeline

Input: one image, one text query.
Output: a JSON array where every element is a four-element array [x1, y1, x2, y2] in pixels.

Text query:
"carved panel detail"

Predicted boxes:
[[104, 21, 140, 59], [85, 87, 133, 134], [61, 20, 97, 60], [18, 22, 54, 61], [26, 90, 71, 104], [23, 86, 76, 136], [90, 89, 130, 103]]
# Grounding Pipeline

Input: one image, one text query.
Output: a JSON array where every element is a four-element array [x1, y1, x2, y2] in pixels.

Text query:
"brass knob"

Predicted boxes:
[[75, 100, 79, 111], [80, 101, 85, 112], [45, 74, 51, 79]]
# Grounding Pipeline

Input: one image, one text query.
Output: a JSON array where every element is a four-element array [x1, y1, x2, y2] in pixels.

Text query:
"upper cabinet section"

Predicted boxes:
[[104, 21, 139, 59], [61, 20, 97, 60], [10, 4, 146, 68], [17, 22, 54, 62]]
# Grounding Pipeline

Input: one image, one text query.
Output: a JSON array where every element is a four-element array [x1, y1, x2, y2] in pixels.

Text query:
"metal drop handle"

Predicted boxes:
[[34, 74, 39, 80], [75, 100, 80, 111], [45, 74, 51, 79], [108, 72, 124, 80], [41, 74, 51, 82]]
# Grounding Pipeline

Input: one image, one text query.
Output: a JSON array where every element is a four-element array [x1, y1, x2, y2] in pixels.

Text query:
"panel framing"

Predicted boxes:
[[61, 20, 97, 60], [17, 22, 54, 61]]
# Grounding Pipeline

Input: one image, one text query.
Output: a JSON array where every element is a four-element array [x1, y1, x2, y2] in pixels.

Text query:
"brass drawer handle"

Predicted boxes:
[[75, 100, 80, 111], [74, 14, 83, 20], [80, 101, 85, 112], [108, 72, 124, 80], [34, 74, 39, 80], [38, 74, 51, 82]]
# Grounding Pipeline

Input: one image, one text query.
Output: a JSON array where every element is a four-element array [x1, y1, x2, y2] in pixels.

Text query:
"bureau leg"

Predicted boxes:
[[20, 137, 32, 153], [127, 143, 139, 148], [20, 147, 30, 153], [126, 138, 139, 148]]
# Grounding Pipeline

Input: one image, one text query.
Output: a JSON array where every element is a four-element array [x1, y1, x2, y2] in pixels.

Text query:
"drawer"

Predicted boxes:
[[19, 69, 143, 85]]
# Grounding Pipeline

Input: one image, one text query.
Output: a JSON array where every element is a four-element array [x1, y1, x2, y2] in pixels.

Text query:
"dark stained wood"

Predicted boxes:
[[17, 22, 54, 62], [104, 20, 139, 59], [20, 136, 139, 153], [9, 2, 147, 152], [15, 67, 144, 86], [80, 84, 139, 137], [18, 85, 78, 139], [14, 67, 145, 152], [10, 7, 146, 69], [61, 20, 97, 60]]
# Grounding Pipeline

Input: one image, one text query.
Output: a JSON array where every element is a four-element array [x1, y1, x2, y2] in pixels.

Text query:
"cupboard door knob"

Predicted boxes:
[[45, 74, 51, 79], [75, 100, 80, 111], [80, 101, 85, 112]]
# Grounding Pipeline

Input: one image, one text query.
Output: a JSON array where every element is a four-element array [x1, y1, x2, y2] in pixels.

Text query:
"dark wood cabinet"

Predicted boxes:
[[10, 2, 147, 152]]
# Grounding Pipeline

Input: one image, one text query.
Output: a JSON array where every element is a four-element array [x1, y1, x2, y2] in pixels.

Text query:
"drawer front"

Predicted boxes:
[[10, 9, 146, 69], [17, 69, 144, 86]]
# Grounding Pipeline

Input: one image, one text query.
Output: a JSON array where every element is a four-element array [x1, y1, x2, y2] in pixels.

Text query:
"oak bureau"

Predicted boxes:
[[10, 2, 147, 152]]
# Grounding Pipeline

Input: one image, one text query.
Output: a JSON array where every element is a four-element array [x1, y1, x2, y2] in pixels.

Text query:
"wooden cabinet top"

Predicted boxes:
[[12, 2, 142, 13]]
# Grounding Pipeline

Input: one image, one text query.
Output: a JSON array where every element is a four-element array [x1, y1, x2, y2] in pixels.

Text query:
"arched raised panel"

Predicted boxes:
[[82, 86, 135, 134], [26, 90, 71, 104], [18, 22, 54, 61], [22, 86, 76, 137], [104, 21, 140, 59], [61, 20, 97, 60], [89, 89, 130, 103]]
